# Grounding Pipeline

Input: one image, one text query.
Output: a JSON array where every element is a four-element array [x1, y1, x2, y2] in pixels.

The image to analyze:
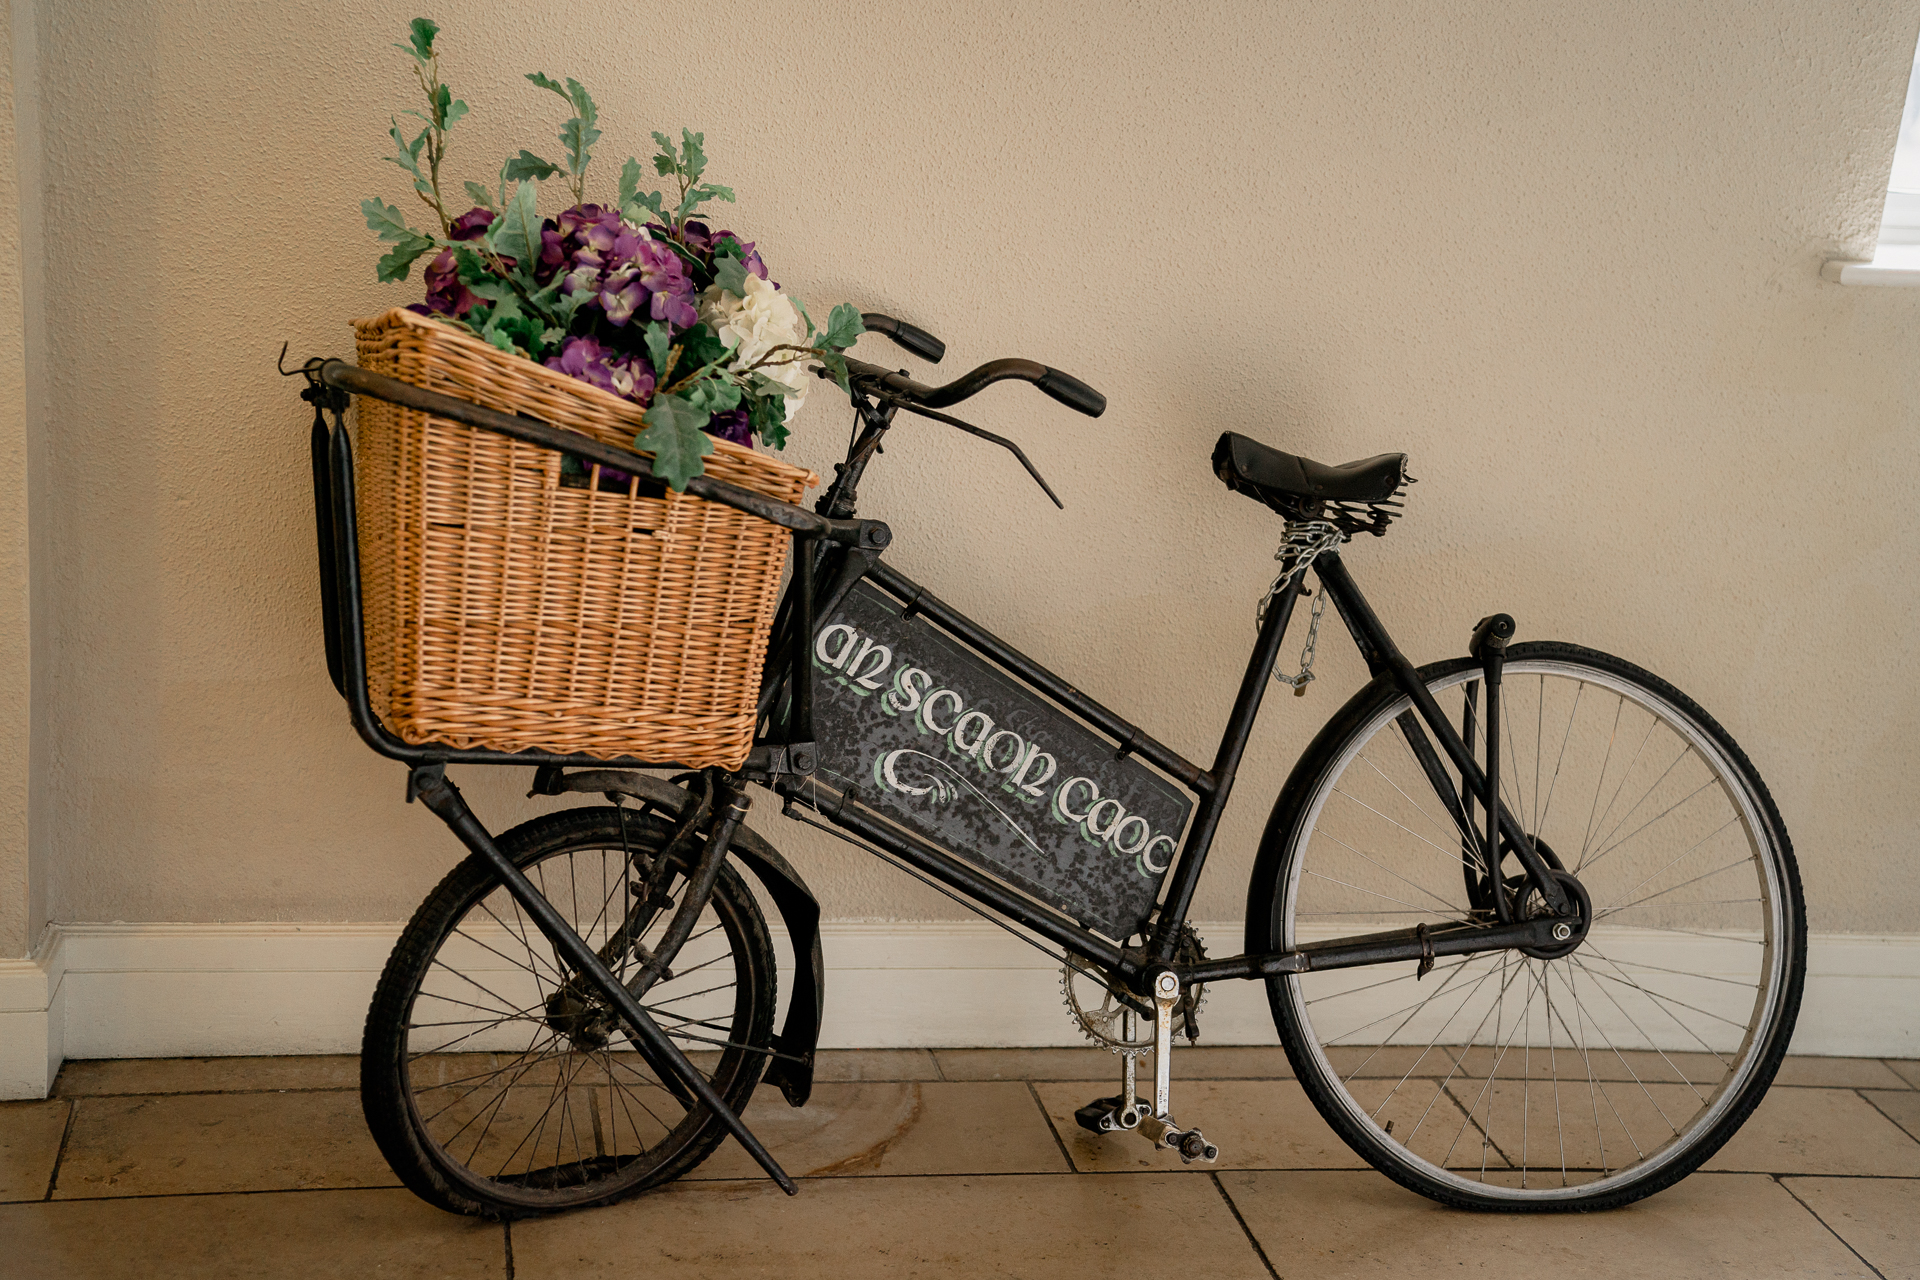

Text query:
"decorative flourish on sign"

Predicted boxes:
[[874, 749, 1047, 857]]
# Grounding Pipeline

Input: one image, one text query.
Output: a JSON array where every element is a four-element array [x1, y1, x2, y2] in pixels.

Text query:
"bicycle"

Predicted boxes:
[[291, 313, 1804, 1218]]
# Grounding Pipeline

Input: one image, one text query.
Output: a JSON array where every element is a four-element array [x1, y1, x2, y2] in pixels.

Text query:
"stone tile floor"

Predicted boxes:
[[0, 1049, 1915, 1278]]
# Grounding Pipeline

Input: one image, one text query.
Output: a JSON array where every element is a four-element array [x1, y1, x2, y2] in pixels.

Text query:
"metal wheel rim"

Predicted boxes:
[[398, 843, 755, 1209], [1280, 657, 1790, 1203]]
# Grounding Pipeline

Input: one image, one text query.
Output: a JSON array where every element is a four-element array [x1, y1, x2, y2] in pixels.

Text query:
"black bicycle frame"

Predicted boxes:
[[307, 357, 1573, 1024], [763, 544, 1570, 989], [751, 398, 1576, 999]]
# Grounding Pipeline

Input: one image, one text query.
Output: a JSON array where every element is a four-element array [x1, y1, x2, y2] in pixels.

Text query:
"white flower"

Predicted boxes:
[[699, 274, 812, 420]]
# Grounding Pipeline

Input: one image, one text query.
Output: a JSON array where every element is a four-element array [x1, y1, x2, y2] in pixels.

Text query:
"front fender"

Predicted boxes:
[[534, 769, 825, 1107]]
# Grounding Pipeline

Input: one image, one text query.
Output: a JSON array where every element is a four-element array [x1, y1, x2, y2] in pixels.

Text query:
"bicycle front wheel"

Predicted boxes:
[[1253, 642, 1804, 1210], [361, 805, 778, 1217]]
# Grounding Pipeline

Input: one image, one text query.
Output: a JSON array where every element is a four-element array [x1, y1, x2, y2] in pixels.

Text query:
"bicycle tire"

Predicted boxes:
[[361, 805, 777, 1217], [1248, 641, 1805, 1211]]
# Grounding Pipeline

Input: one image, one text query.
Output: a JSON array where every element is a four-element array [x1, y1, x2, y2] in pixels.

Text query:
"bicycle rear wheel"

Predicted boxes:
[[1252, 642, 1804, 1210], [361, 805, 777, 1217]]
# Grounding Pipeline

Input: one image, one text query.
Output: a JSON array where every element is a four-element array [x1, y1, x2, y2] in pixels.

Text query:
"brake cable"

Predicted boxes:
[[852, 379, 1065, 509]]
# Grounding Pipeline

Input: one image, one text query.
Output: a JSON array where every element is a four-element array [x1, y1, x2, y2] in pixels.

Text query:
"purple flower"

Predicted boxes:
[[675, 220, 715, 253], [703, 408, 752, 446], [535, 204, 700, 332], [449, 207, 495, 241], [711, 231, 768, 281], [537, 204, 625, 284], [652, 221, 770, 284], [419, 248, 479, 317], [544, 334, 656, 405]]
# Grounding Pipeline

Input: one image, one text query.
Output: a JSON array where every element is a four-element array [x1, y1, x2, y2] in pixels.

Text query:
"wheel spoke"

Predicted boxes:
[[374, 820, 776, 1213], [1279, 657, 1796, 1205]]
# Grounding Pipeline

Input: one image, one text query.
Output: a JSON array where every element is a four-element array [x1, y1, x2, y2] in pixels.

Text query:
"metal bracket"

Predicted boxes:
[[758, 742, 817, 777], [406, 762, 445, 805]]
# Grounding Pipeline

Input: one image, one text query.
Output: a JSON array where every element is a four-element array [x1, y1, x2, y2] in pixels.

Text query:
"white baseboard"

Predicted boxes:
[[1, 921, 1914, 1099]]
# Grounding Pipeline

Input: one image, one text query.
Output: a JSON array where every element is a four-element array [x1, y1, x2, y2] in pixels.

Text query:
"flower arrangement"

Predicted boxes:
[[360, 18, 861, 489]]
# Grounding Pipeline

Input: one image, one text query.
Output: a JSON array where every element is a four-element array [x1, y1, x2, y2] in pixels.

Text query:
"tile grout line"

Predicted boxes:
[[1773, 1174, 1888, 1280], [10, 1170, 1920, 1208], [51, 1086, 363, 1100], [1853, 1088, 1920, 1145], [7, 1184, 409, 1206], [1209, 1172, 1282, 1280], [503, 1219, 514, 1280], [43, 1100, 77, 1202], [1024, 1081, 1078, 1172]]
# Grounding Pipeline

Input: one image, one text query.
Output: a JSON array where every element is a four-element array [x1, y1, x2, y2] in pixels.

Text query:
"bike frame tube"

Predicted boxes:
[[773, 537, 1577, 987], [310, 367, 1572, 1003], [772, 549, 1310, 981], [1311, 553, 1570, 914]]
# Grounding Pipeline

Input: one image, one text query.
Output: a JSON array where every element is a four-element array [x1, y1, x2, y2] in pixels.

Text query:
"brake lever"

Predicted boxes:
[[864, 385, 1064, 510]]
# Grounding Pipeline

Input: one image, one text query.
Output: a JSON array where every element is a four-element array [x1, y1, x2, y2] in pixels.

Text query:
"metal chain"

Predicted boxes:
[[1256, 519, 1343, 694]]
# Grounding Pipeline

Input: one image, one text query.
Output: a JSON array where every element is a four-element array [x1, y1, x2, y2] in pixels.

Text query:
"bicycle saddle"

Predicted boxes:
[[1212, 432, 1407, 507]]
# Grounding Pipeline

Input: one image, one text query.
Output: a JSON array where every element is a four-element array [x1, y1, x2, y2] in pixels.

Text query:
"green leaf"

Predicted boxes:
[[525, 71, 569, 101], [643, 322, 672, 377], [788, 294, 816, 343], [462, 181, 495, 210], [362, 197, 419, 242], [449, 246, 516, 301], [675, 181, 735, 220], [686, 377, 743, 416], [486, 306, 546, 359], [386, 119, 425, 178], [675, 323, 729, 375], [636, 396, 715, 491], [401, 17, 438, 62], [487, 181, 542, 264], [623, 190, 664, 223], [816, 350, 852, 395], [563, 78, 598, 129], [679, 129, 707, 182], [559, 116, 601, 176], [823, 302, 865, 351], [711, 253, 750, 297], [651, 130, 678, 176], [376, 233, 436, 282], [503, 151, 560, 183], [618, 158, 664, 223], [750, 390, 790, 450], [434, 84, 468, 131]]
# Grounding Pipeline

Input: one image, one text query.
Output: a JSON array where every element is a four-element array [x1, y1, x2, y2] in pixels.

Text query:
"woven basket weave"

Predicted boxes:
[[350, 307, 817, 768]]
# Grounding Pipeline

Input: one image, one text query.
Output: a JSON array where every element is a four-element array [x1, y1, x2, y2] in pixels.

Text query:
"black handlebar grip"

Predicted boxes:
[[860, 313, 947, 364], [1036, 368, 1107, 418]]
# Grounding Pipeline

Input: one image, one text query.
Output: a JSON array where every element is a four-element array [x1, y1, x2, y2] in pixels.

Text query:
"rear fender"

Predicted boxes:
[[533, 769, 825, 1107]]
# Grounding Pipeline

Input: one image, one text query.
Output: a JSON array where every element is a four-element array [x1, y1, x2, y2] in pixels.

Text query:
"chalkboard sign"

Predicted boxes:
[[809, 581, 1194, 941]]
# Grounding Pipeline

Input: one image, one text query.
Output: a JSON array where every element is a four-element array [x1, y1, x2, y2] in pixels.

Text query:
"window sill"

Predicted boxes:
[[1822, 252, 1920, 286]]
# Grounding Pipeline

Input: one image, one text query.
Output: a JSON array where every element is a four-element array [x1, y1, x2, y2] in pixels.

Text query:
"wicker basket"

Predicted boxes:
[[350, 307, 817, 768]]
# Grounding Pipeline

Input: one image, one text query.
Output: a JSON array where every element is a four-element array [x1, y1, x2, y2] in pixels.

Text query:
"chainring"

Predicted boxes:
[[1061, 927, 1208, 1056]]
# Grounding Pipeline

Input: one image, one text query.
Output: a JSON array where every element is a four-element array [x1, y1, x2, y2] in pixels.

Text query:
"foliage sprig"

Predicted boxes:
[[361, 18, 863, 490]]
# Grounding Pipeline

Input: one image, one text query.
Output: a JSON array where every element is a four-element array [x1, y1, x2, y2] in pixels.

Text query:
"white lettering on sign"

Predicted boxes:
[[821, 619, 1183, 882]]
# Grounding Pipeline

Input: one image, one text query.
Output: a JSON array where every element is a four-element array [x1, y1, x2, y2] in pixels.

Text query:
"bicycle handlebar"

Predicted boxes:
[[859, 313, 946, 364], [845, 355, 1108, 419]]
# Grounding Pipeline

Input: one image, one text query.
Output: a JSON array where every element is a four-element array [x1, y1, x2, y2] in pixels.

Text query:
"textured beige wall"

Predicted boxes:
[[19, 0, 1920, 937], [0, 0, 27, 958]]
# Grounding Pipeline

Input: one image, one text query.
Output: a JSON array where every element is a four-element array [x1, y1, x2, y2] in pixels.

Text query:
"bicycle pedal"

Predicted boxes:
[[1136, 1114, 1220, 1164], [1073, 1094, 1150, 1135]]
